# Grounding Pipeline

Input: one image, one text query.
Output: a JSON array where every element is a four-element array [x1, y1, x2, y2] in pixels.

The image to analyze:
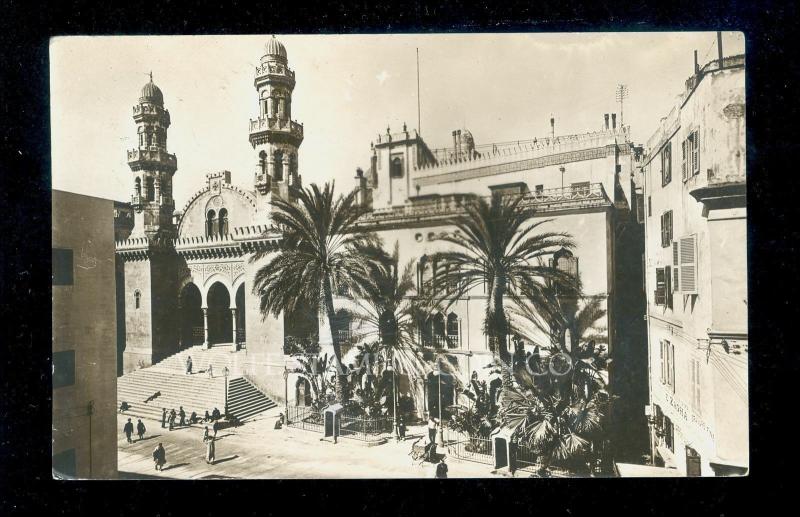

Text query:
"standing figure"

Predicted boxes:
[[169, 408, 176, 431], [161, 408, 167, 428], [153, 443, 166, 471], [136, 419, 146, 441], [186, 355, 193, 375], [123, 418, 134, 443], [203, 426, 210, 442], [427, 416, 439, 446], [179, 406, 186, 427], [397, 416, 407, 442], [207, 364, 214, 378], [435, 458, 449, 479], [205, 436, 216, 465]]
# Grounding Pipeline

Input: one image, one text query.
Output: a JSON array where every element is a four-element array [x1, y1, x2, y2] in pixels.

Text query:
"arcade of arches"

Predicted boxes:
[[179, 281, 246, 348]]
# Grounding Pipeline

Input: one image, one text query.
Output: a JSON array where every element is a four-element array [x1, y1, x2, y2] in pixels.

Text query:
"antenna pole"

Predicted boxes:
[[416, 48, 421, 136], [615, 84, 629, 129]]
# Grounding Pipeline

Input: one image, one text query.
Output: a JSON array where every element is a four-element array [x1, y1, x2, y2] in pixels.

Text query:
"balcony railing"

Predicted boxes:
[[127, 148, 177, 168], [249, 117, 304, 139], [255, 63, 295, 80], [359, 183, 610, 226]]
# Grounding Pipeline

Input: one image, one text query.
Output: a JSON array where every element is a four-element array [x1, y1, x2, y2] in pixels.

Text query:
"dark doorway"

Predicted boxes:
[[207, 282, 232, 345], [235, 284, 246, 347], [427, 370, 455, 420], [179, 283, 203, 348]]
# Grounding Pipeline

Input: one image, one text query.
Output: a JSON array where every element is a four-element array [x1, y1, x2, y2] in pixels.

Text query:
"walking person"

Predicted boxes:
[[207, 364, 214, 378], [136, 419, 146, 441], [186, 355, 193, 375], [123, 418, 134, 443], [161, 408, 167, 429], [397, 415, 407, 442], [204, 410, 211, 423], [153, 443, 166, 471], [179, 406, 186, 427], [203, 426, 210, 442], [205, 435, 216, 465], [427, 416, 439, 446], [435, 458, 449, 479], [169, 408, 176, 431]]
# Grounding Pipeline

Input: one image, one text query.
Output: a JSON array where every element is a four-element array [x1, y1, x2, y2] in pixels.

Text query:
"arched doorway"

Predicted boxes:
[[207, 282, 232, 345], [235, 284, 246, 347], [179, 283, 203, 348], [426, 370, 455, 420], [295, 378, 312, 407]]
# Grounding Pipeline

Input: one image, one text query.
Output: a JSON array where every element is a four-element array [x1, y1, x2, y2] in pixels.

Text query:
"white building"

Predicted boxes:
[[640, 49, 747, 476]]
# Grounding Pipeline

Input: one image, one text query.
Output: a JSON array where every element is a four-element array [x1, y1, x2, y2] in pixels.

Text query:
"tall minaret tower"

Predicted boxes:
[[128, 73, 178, 240], [249, 36, 304, 212]]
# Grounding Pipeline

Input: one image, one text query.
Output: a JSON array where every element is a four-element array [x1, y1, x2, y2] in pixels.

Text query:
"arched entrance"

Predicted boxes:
[[179, 283, 203, 348], [295, 378, 312, 406], [426, 370, 455, 420], [207, 282, 232, 345], [235, 284, 246, 347]]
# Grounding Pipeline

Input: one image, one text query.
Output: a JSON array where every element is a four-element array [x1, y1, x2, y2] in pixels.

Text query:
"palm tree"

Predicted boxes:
[[289, 353, 333, 412], [350, 242, 460, 425], [429, 194, 577, 367], [252, 182, 378, 402], [500, 379, 604, 474]]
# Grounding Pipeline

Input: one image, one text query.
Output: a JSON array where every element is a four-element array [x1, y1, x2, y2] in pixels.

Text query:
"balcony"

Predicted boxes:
[[359, 183, 611, 227], [255, 63, 295, 81], [127, 148, 177, 169], [248, 117, 304, 140]]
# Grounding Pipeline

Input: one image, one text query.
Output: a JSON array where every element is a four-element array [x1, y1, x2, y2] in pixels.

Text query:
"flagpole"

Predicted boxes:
[[416, 48, 421, 136]]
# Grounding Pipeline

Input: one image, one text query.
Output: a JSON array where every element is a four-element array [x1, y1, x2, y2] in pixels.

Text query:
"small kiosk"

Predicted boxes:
[[492, 426, 518, 472], [324, 403, 343, 441]]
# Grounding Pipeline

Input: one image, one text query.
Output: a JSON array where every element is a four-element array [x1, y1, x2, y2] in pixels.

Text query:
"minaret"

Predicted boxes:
[[249, 36, 304, 212], [128, 73, 178, 240]]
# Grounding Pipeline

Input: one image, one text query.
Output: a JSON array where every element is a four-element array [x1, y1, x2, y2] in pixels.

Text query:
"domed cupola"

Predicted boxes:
[[261, 35, 288, 64], [139, 73, 164, 106]]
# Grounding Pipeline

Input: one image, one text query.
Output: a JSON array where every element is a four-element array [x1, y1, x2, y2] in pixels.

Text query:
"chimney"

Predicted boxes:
[[457, 130, 463, 155], [604, 114, 609, 130], [717, 31, 724, 68], [611, 113, 617, 129], [550, 117, 555, 139]]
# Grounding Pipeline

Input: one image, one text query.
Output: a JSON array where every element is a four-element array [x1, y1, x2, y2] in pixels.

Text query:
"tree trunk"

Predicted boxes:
[[489, 276, 511, 366], [323, 277, 348, 403]]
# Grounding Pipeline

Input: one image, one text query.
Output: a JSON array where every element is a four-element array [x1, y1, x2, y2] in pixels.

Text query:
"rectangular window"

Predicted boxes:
[[655, 268, 666, 306], [679, 234, 698, 294], [661, 142, 672, 186], [689, 130, 700, 177], [647, 196, 652, 217], [681, 139, 688, 181], [664, 416, 674, 451], [535, 184, 544, 196], [691, 358, 702, 414], [665, 266, 673, 309], [660, 210, 673, 248], [52, 448, 77, 478], [660, 339, 675, 392], [636, 192, 645, 223], [53, 248, 74, 286], [53, 350, 76, 389]]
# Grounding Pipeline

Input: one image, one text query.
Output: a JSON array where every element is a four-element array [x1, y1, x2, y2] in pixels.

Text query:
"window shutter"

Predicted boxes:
[[667, 211, 673, 243], [679, 234, 698, 294], [681, 139, 688, 181], [691, 131, 700, 175], [659, 341, 665, 384], [660, 214, 666, 247], [655, 268, 666, 306]]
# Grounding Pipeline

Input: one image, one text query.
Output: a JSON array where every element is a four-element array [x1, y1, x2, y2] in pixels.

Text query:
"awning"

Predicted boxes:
[[615, 462, 683, 478], [656, 445, 678, 469]]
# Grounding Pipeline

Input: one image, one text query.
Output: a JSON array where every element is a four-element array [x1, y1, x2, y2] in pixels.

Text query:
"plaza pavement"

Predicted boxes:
[[117, 409, 505, 479]]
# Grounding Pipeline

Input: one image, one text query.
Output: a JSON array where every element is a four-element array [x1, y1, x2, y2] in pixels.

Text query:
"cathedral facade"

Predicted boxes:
[[115, 38, 649, 456]]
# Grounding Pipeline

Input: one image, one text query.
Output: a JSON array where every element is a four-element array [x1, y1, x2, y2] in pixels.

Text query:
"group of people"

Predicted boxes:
[[122, 418, 147, 443], [161, 406, 223, 431], [186, 355, 228, 379]]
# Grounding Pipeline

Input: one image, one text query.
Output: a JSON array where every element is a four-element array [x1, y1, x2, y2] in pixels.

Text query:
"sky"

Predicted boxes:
[[50, 32, 744, 204]]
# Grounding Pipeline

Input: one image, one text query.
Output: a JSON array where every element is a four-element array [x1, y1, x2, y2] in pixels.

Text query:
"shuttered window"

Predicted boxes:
[[690, 130, 699, 176], [672, 241, 680, 293], [682, 130, 700, 181], [661, 340, 675, 392], [655, 268, 666, 306], [660, 211, 673, 248], [681, 139, 688, 181], [690, 358, 702, 415], [661, 142, 672, 186], [679, 234, 698, 294], [665, 266, 673, 309]]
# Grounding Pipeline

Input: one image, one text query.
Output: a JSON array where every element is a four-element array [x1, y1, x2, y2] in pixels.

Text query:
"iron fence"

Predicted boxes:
[[443, 429, 494, 466], [286, 405, 324, 434], [338, 409, 393, 443], [514, 443, 573, 477]]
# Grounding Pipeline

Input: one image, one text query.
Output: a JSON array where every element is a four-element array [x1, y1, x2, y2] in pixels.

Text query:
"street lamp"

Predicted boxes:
[[387, 359, 397, 438], [435, 362, 444, 445], [283, 367, 289, 419], [222, 366, 230, 417]]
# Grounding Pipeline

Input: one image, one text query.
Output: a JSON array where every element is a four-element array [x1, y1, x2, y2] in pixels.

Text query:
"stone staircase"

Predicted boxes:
[[117, 343, 277, 424]]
